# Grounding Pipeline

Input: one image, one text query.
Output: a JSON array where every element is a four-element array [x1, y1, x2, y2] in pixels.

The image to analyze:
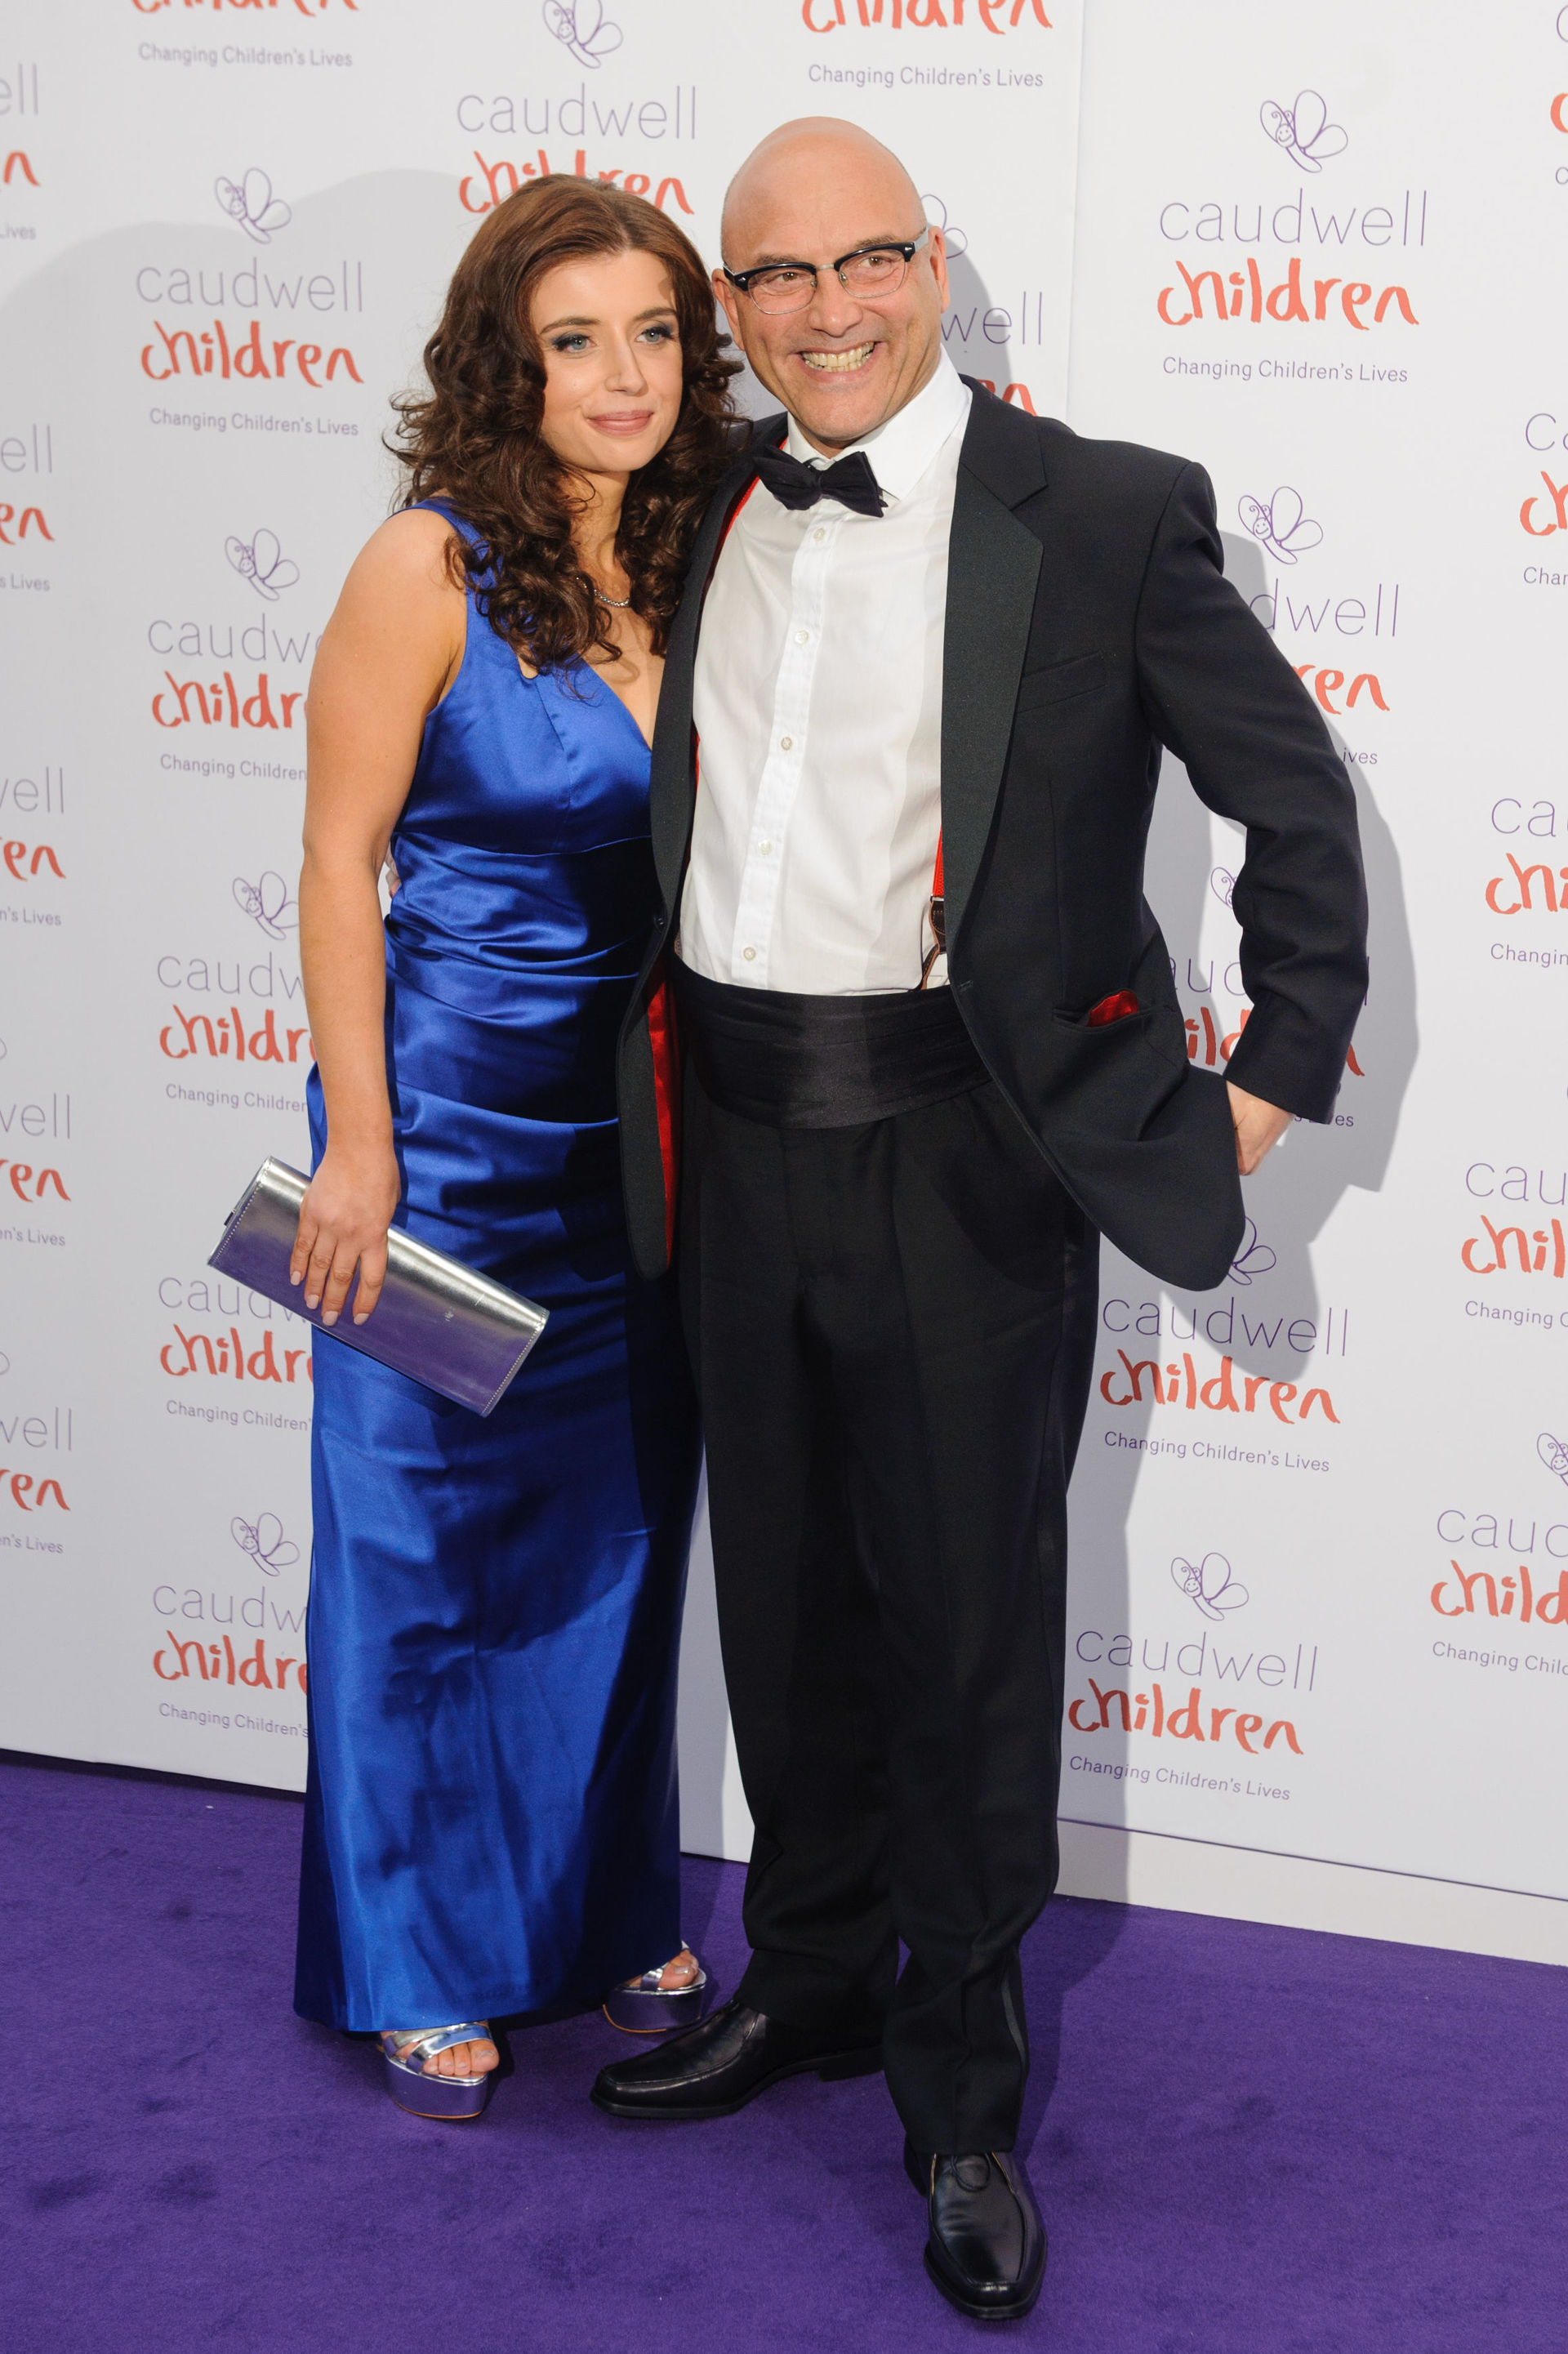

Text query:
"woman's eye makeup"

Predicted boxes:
[[545, 317, 677, 357]]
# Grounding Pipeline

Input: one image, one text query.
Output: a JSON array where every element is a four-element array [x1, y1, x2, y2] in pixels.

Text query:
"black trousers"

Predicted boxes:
[[679, 1070, 1099, 2152]]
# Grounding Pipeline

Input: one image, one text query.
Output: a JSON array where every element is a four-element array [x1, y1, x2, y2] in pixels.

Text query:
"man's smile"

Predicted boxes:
[[797, 342, 878, 373]]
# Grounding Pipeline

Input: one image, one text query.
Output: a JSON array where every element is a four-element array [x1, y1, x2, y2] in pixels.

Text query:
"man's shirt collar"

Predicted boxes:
[[782, 352, 969, 506]]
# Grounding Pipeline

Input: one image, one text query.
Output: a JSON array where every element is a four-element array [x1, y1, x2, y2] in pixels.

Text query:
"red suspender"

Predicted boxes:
[[921, 834, 947, 988]]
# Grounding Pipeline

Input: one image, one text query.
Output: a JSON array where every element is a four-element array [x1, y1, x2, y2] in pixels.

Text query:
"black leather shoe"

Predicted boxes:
[[591, 1998, 883, 2121], [904, 2138, 1047, 2321]]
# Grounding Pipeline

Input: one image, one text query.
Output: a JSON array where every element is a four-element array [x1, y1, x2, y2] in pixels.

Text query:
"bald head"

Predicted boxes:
[[713, 116, 950, 455], [721, 118, 921, 265]]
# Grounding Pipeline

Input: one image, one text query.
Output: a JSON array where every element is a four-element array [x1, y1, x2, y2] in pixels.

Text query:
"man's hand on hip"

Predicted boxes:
[[1226, 1082, 1293, 1176]]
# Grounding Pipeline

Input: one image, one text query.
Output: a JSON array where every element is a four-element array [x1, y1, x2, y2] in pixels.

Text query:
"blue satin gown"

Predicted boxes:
[[294, 506, 700, 2033]]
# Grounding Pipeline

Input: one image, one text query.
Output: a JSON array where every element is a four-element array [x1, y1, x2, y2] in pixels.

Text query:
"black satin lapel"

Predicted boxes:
[[648, 437, 778, 919], [648, 594, 701, 923], [940, 462, 1042, 952]]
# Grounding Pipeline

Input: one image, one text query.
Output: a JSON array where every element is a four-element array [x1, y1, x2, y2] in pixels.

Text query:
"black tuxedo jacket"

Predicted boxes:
[[616, 381, 1368, 1292]]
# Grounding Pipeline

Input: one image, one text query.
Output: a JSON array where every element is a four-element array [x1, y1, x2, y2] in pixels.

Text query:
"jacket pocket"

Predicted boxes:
[[1015, 653, 1107, 712]]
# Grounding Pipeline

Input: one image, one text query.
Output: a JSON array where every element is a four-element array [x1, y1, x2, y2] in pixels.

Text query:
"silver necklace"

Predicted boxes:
[[592, 585, 632, 609]]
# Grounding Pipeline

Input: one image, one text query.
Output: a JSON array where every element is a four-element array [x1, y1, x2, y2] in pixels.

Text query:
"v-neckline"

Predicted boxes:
[[515, 650, 655, 755], [585, 663, 656, 755]]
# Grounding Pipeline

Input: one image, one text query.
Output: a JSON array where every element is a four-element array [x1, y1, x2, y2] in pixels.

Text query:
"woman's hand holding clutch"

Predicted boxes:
[[290, 1144, 402, 1326]]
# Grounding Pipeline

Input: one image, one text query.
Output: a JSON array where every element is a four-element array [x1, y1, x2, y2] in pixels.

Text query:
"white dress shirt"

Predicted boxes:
[[680, 354, 971, 996]]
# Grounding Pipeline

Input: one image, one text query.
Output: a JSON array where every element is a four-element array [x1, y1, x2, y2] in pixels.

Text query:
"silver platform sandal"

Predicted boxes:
[[602, 1946, 709, 2035], [381, 2024, 495, 2120]]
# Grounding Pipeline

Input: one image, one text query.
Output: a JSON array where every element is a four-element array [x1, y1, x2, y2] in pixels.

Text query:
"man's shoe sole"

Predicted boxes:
[[922, 2246, 1044, 2324], [590, 2043, 883, 2122]]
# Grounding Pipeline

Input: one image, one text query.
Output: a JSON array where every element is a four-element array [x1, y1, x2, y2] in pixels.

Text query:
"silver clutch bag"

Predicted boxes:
[[208, 1157, 549, 1416]]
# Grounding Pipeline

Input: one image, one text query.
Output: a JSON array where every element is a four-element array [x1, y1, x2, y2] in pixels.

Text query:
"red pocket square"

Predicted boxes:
[[1086, 991, 1140, 1028]]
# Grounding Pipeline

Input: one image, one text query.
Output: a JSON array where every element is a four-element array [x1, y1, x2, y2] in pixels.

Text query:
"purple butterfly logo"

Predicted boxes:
[[543, 0, 621, 68], [1238, 487, 1323, 566], [233, 871, 298, 940], [231, 1512, 301, 1579], [1259, 91, 1348, 175], [920, 192, 969, 260], [1539, 1433, 1568, 1485], [1230, 1218, 1276, 1288], [1210, 867, 1236, 911], [1171, 1553, 1250, 1621], [215, 168, 292, 245], [225, 529, 298, 602]]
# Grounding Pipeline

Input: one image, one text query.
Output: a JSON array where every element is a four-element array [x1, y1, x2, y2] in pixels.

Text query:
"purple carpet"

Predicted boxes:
[[3, 1756, 1565, 2352]]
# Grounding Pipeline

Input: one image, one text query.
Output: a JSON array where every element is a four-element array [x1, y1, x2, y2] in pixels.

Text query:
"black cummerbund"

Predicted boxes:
[[672, 957, 988, 1130]]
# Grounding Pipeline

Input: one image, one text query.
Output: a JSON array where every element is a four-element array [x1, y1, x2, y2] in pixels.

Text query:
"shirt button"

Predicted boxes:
[[795, 629, 810, 645], [779, 735, 793, 751], [759, 840, 773, 855], [813, 528, 826, 543], [742, 947, 757, 962]]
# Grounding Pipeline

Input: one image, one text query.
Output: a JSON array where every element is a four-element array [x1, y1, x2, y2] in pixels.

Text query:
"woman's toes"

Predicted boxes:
[[657, 1949, 698, 1990], [425, 2038, 497, 2076]]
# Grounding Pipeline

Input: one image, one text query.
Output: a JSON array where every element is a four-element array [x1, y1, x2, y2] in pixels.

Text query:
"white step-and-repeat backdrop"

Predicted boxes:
[[2, 0, 1565, 1963]]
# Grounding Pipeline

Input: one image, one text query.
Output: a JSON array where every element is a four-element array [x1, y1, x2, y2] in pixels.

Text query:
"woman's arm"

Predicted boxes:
[[290, 510, 466, 1326]]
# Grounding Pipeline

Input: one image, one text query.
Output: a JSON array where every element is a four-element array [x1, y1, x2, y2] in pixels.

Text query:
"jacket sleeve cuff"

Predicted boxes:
[[1223, 988, 1355, 1125]]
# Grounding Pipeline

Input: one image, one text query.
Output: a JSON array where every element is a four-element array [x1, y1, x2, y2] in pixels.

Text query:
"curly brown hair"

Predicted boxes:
[[390, 176, 740, 667]]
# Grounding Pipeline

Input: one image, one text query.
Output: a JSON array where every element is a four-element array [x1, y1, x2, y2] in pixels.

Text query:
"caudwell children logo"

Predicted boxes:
[[159, 1003, 311, 1065], [0, 1465, 67, 1512], [1430, 1561, 1568, 1631], [1519, 472, 1568, 537], [460, 146, 693, 216], [226, 530, 298, 600], [801, 1, 1054, 29], [1259, 91, 1348, 175], [1170, 1552, 1250, 1620], [152, 672, 303, 733], [1238, 485, 1322, 565], [2, 148, 38, 209], [544, 0, 621, 66], [1156, 93, 1421, 335], [1483, 854, 1568, 915], [1539, 1433, 1568, 1487], [1460, 1216, 1566, 1277], [1068, 1679, 1303, 1758], [1159, 256, 1417, 332], [1098, 1343, 1339, 1429], [0, 1157, 69, 1205], [135, 1, 358, 14], [1, 839, 64, 885], [161, 1315, 313, 1386], [141, 321, 362, 390], [215, 171, 292, 247], [0, 502, 52, 547], [154, 1632, 306, 1695]]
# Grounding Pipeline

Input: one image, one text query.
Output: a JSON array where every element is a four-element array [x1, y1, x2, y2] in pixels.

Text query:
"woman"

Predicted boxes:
[[288, 177, 737, 2118]]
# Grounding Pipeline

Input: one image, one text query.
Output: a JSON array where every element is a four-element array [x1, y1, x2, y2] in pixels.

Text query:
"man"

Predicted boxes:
[[595, 119, 1367, 2322]]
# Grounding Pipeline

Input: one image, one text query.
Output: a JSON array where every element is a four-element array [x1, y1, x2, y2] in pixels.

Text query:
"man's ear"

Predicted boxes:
[[713, 267, 745, 346], [928, 227, 951, 314]]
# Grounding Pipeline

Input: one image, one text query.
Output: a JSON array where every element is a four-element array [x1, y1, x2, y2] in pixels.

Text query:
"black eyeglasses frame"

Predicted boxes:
[[722, 227, 933, 306]]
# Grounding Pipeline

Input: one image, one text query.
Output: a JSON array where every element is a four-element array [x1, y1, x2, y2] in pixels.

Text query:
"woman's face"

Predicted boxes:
[[531, 247, 685, 480]]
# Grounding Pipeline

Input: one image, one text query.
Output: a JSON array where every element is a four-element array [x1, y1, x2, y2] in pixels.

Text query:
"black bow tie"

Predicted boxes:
[[751, 441, 887, 519]]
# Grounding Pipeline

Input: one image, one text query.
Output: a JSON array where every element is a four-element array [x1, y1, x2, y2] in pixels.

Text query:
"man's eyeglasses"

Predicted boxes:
[[724, 229, 931, 317]]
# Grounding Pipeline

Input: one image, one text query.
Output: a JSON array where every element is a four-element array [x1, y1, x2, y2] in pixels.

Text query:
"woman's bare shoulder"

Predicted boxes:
[[343, 506, 466, 604]]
